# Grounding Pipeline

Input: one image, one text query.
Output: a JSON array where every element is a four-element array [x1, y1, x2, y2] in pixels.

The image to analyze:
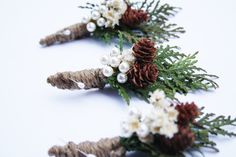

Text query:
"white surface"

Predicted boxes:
[[0, 0, 236, 157]]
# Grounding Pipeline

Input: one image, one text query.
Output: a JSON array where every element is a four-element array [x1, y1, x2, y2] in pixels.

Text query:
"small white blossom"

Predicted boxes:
[[136, 123, 149, 138], [120, 114, 141, 138], [120, 122, 133, 138], [165, 106, 179, 122], [159, 122, 178, 138], [149, 89, 166, 103]]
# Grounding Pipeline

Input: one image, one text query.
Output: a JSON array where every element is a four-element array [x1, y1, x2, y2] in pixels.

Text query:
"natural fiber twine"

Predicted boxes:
[[48, 137, 126, 157], [40, 23, 88, 46], [47, 68, 107, 90]]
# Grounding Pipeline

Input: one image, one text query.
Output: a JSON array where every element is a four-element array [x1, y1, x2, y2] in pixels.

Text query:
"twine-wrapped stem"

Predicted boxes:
[[47, 68, 107, 90], [40, 23, 89, 46], [48, 137, 126, 157]]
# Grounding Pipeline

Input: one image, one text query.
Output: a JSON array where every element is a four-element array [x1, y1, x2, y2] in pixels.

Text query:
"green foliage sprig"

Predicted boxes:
[[132, 0, 185, 43], [192, 111, 236, 152]]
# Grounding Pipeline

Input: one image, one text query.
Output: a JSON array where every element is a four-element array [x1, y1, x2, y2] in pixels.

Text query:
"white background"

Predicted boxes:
[[0, 0, 236, 157]]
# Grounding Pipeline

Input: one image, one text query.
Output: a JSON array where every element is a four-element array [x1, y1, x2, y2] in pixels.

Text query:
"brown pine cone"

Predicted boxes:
[[121, 6, 149, 28], [157, 127, 195, 154], [175, 102, 200, 127], [133, 38, 157, 63], [127, 63, 158, 88]]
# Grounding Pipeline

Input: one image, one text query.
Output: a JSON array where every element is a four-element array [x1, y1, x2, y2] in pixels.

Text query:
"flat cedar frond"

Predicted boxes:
[[129, 0, 185, 43], [155, 46, 219, 97], [198, 113, 236, 137], [191, 111, 236, 153]]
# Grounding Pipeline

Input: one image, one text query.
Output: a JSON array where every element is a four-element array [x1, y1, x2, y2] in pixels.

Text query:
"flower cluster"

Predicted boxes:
[[121, 90, 179, 143], [100, 47, 136, 84], [81, 0, 128, 32]]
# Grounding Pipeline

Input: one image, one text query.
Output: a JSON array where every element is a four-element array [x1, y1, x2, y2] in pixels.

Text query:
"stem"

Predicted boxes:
[[47, 68, 107, 90], [40, 23, 89, 46]]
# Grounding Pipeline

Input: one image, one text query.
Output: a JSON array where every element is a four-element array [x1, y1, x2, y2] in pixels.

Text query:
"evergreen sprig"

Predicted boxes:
[[134, 0, 185, 43], [133, 45, 219, 102], [191, 111, 236, 153]]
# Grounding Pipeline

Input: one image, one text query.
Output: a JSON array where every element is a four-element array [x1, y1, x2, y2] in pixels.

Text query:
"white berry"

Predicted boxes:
[[81, 16, 91, 23], [86, 22, 96, 32], [97, 18, 106, 27], [110, 57, 121, 67], [110, 47, 121, 57], [102, 66, 114, 77], [117, 73, 128, 84], [119, 61, 130, 73], [63, 29, 71, 36], [100, 55, 110, 65], [99, 5, 107, 13], [91, 11, 101, 20], [77, 82, 85, 89]]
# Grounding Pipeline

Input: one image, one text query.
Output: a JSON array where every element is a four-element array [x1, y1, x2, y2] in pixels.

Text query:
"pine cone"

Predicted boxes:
[[175, 102, 200, 126], [157, 127, 195, 154], [133, 38, 157, 63], [121, 6, 149, 28], [127, 63, 158, 88]]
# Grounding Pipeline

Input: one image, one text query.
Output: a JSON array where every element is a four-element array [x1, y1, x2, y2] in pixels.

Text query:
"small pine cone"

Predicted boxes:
[[175, 102, 200, 126], [121, 6, 149, 28], [132, 38, 157, 63], [127, 63, 158, 88], [157, 127, 195, 154]]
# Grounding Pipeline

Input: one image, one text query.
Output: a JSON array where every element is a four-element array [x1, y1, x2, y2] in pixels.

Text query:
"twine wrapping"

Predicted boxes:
[[47, 69, 107, 90], [48, 137, 126, 157], [40, 23, 88, 46]]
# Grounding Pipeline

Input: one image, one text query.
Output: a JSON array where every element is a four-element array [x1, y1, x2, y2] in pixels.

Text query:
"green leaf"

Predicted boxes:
[[107, 76, 131, 105]]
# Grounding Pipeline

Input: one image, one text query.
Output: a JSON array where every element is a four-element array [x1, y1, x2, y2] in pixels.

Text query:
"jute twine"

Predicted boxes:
[[48, 137, 126, 157], [47, 68, 107, 90], [40, 23, 88, 46]]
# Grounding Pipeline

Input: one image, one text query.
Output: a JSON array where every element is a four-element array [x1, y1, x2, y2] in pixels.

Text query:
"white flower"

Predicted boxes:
[[121, 113, 141, 137], [159, 122, 178, 138], [120, 122, 133, 138], [136, 123, 149, 138], [154, 98, 171, 109], [165, 106, 179, 122], [101, 0, 128, 28], [149, 89, 166, 103], [103, 10, 121, 27], [148, 110, 167, 134]]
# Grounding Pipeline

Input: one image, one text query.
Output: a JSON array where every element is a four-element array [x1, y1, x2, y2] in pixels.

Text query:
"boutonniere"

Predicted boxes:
[[40, 0, 185, 46], [48, 90, 236, 157], [47, 38, 218, 104]]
